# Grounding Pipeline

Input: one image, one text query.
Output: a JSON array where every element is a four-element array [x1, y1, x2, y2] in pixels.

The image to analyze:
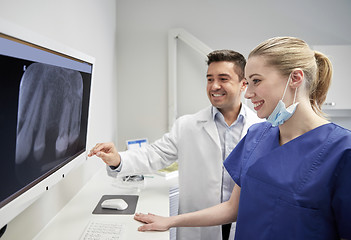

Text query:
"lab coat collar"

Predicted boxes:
[[194, 106, 221, 150]]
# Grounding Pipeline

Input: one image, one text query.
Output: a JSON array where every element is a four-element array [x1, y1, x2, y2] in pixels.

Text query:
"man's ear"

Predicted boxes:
[[290, 68, 304, 88], [240, 79, 247, 92]]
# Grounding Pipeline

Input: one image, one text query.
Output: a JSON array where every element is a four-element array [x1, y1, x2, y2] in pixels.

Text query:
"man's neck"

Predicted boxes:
[[219, 103, 242, 126]]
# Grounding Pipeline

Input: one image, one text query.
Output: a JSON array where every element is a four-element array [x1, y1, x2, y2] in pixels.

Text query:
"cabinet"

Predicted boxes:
[[313, 45, 351, 110]]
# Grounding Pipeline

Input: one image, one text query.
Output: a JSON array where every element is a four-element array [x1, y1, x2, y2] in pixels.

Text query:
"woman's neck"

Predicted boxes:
[[278, 102, 329, 145]]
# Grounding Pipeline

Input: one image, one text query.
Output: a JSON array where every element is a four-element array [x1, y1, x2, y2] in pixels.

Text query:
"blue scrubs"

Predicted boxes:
[[224, 122, 351, 240]]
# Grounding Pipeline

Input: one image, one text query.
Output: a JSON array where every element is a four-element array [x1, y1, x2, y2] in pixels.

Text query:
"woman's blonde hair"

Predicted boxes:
[[248, 37, 332, 117]]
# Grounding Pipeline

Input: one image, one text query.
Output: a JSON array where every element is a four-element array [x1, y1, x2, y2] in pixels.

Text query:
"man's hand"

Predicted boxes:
[[88, 142, 121, 167]]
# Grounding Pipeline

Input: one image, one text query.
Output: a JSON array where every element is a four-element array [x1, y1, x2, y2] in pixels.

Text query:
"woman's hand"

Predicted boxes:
[[134, 213, 171, 232]]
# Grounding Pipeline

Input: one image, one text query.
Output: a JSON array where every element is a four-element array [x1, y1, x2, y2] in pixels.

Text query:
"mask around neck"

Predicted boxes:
[[266, 73, 299, 127], [266, 100, 299, 127]]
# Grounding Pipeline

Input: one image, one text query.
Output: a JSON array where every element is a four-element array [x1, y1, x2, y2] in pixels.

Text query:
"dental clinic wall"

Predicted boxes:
[[0, 0, 117, 239], [116, 0, 351, 150]]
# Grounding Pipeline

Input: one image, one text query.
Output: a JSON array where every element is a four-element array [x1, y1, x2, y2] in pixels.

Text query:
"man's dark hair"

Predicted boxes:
[[207, 50, 246, 80]]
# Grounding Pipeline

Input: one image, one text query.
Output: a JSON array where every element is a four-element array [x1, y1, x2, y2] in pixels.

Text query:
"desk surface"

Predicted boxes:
[[34, 168, 173, 240]]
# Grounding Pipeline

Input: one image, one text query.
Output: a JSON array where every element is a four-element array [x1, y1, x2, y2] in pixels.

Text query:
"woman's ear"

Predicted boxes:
[[290, 68, 304, 88]]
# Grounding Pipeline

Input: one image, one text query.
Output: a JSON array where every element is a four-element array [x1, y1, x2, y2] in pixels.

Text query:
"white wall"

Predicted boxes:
[[0, 0, 117, 239], [116, 0, 351, 149]]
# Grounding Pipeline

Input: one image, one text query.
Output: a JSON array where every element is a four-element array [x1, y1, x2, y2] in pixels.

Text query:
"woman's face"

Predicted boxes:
[[244, 56, 289, 119]]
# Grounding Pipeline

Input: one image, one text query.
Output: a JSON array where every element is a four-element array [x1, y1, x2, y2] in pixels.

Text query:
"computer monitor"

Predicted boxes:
[[0, 20, 94, 231]]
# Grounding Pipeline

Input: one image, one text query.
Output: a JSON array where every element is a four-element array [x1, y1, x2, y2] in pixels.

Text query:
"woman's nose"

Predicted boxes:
[[244, 88, 254, 99]]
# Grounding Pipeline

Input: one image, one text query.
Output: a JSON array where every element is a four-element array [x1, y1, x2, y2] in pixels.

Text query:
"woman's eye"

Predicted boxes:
[[253, 79, 261, 84]]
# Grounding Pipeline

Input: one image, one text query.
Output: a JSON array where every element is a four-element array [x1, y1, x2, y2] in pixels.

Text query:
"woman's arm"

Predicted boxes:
[[134, 184, 241, 231]]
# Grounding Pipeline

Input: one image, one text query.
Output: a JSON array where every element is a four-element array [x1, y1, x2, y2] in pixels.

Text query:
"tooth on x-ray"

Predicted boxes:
[[15, 63, 83, 170]]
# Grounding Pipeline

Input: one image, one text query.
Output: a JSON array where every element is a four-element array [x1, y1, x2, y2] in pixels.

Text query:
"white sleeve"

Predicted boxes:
[[106, 158, 123, 178], [106, 119, 181, 176]]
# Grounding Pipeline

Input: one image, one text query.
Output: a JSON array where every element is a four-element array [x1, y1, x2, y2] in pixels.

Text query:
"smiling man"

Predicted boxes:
[[89, 50, 262, 240]]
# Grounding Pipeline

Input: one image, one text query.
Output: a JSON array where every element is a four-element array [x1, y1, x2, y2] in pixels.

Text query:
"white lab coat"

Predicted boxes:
[[108, 105, 262, 240]]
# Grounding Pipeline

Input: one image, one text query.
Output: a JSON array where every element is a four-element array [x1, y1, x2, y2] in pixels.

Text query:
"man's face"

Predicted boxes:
[[206, 61, 246, 113]]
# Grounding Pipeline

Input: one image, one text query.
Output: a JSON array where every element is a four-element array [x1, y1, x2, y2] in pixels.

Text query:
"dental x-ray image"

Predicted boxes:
[[15, 62, 83, 184]]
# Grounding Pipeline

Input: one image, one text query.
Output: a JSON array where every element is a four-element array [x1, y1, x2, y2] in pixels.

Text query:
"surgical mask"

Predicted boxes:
[[267, 73, 299, 127]]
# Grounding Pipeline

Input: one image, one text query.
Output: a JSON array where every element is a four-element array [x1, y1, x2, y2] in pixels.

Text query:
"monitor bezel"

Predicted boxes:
[[0, 19, 95, 230]]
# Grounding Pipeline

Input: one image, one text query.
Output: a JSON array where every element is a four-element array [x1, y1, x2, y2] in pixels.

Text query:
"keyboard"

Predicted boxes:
[[80, 220, 125, 240]]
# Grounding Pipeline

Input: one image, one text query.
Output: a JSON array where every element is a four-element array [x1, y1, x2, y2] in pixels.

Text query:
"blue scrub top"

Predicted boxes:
[[224, 122, 351, 240]]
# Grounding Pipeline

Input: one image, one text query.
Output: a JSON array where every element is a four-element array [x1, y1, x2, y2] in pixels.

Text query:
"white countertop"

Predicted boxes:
[[34, 168, 175, 240]]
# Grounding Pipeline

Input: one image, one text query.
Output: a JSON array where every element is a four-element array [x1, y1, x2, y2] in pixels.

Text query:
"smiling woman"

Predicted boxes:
[[225, 36, 351, 239]]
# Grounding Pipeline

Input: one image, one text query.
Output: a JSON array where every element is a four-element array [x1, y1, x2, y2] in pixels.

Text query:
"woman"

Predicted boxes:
[[134, 37, 351, 240]]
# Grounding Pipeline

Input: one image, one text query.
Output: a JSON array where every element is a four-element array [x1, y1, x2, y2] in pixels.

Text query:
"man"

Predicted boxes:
[[89, 50, 262, 240]]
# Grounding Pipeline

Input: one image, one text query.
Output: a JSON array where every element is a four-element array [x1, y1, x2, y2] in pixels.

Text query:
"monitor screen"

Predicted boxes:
[[0, 28, 93, 229]]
